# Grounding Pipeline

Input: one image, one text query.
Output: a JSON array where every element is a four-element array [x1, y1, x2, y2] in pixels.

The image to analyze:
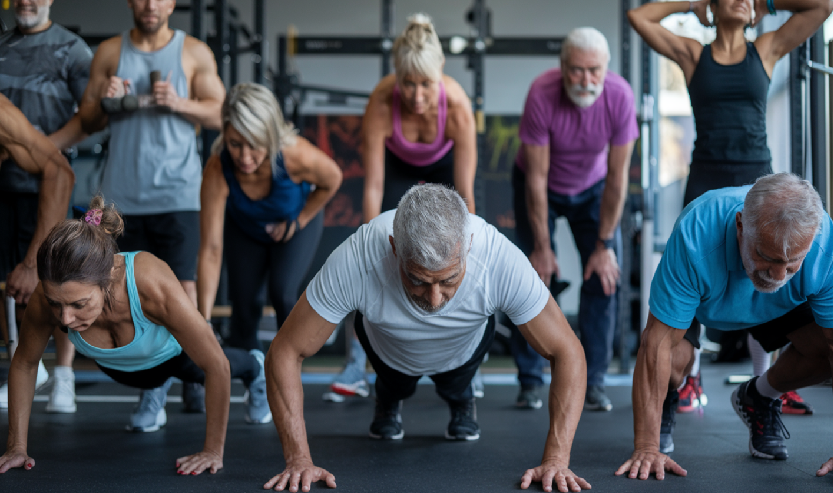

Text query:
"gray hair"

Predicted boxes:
[[561, 27, 610, 65], [743, 173, 824, 256], [393, 13, 445, 82], [211, 83, 297, 173], [392, 184, 469, 270]]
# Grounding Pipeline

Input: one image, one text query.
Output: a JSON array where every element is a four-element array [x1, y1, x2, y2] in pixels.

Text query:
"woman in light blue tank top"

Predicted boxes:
[[197, 83, 342, 352], [0, 197, 272, 476]]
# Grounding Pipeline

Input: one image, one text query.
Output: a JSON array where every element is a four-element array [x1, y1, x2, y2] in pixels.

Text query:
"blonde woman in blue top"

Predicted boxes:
[[0, 196, 268, 476]]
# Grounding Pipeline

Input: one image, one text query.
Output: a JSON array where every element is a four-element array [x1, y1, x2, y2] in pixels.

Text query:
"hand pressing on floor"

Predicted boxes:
[[816, 457, 833, 477], [615, 449, 687, 480], [520, 459, 591, 492], [263, 458, 337, 491], [0, 449, 35, 473], [175, 450, 223, 475]]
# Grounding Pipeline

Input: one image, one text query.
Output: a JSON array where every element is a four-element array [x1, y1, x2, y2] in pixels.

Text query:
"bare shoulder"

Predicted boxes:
[[23, 284, 60, 330], [183, 35, 216, 67], [92, 35, 124, 72], [132, 252, 179, 302], [442, 75, 471, 107]]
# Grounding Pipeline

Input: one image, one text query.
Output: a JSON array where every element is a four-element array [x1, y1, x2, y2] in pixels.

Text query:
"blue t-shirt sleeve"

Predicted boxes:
[[649, 228, 701, 329], [809, 256, 833, 328]]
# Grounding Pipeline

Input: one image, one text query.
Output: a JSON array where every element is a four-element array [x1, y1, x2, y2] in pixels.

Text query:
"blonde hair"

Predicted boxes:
[[211, 83, 297, 172], [393, 13, 444, 81]]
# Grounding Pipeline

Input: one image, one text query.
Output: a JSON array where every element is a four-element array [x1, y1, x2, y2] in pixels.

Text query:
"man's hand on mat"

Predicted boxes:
[[615, 450, 687, 480], [816, 457, 833, 476], [263, 458, 337, 491], [175, 450, 223, 475], [0, 450, 35, 473], [520, 459, 591, 492]]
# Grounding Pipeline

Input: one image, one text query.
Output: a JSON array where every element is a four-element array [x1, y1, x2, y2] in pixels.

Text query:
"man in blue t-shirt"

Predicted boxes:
[[615, 173, 833, 481]]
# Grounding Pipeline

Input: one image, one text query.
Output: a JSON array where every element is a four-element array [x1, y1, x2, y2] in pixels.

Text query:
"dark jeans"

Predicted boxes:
[[224, 211, 324, 351], [96, 348, 258, 389], [512, 167, 621, 387], [354, 312, 495, 406]]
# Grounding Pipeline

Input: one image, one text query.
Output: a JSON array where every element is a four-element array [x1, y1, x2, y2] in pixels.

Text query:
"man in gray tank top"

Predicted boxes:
[[78, 0, 226, 431], [0, 0, 93, 415]]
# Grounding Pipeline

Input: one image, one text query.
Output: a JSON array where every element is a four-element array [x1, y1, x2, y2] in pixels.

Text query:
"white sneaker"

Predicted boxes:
[[46, 366, 76, 413], [0, 359, 50, 409]]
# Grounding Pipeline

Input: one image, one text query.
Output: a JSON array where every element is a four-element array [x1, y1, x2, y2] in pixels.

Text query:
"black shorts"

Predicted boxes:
[[681, 302, 815, 352], [0, 192, 39, 279], [117, 211, 200, 281], [380, 146, 455, 212]]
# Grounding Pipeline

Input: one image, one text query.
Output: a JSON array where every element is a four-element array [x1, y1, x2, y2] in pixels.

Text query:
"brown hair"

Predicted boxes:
[[37, 195, 125, 309]]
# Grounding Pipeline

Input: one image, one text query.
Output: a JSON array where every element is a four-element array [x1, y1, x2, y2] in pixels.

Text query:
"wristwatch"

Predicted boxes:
[[599, 237, 615, 250]]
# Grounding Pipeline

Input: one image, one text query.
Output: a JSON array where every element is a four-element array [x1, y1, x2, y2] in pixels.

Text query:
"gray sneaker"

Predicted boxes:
[[584, 385, 612, 412], [128, 378, 173, 432], [182, 382, 206, 414], [660, 390, 679, 454], [515, 386, 543, 410], [245, 350, 272, 424]]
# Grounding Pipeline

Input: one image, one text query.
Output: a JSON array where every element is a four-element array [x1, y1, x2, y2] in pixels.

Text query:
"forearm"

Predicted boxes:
[[630, 1, 691, 24], [362, 183, 384, 224], [173, 98, 223, 131], [525, 171, 552, 252], [267, 349, 314, 463], [773, 0, 833, 12], [297, 188, 337, 229], [541, 353, 586, 467], [598, 172, 628, 242], [48, 115, 88, 151], [202, 365, 230, 456], [6, 360, 38, 453], [453, 153, 477, 214], [196, 247, 223, 320], [632, 340, 671, 451], [24, 156, 74, 267]]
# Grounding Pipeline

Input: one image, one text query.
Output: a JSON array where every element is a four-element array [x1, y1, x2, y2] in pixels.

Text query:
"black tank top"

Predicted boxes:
[[688, 42, 771, 163]]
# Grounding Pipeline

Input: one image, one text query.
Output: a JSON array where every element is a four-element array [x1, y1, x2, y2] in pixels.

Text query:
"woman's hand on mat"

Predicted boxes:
[[0, 449, 35, 473], [816, 457, 833, 476], [263, 459, 337, 491], [175, 450, 223, 475], [520, 460, 591, 492], [615, 449, 687, 480]]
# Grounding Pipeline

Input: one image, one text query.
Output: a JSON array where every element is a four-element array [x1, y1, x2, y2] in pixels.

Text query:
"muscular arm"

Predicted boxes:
[[627, 1, 705, 82], [445, 81, 477, 214], [598, 141, 634, 243], [263, 292, 338, 491], [138, 253, 230, 473], [78, 37, 121, 135], [48, 114, 89, 151], [196, 156, 229, 321], [0, 96, 75, 303], [517, 297, 590, 492], [755, 0, 833, 72], [524, 143, 558, 283], [164, 37, 225, 130], [283, 137, 344, 228], [0, 289, 58, 472]]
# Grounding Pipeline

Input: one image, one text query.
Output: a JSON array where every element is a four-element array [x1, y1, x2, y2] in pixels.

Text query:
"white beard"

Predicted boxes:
[[566, 82, 603, 108], [15, 4, 50, 29]]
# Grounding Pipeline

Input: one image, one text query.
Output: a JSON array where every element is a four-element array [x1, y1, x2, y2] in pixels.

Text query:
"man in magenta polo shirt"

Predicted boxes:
[[511, 27, 639, 412]]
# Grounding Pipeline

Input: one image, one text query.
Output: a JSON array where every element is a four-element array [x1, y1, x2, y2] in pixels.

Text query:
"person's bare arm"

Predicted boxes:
[[445, 78, 477, 214], [583, 140, 635, 296], [0, 96, 75, 304], [78, 36, 122, 135], [137, 253, 230, 475], [754, 0, 833, 73], [362, 80, 393, 223], [48, 114, 89, 151], [268, 137, 343, 242], [615, 313, 688, 480], [627, 1, 705, 82], [517, 297, 590, 492], [263, 292, 338, 491], [0, 288, 59, 473], [524, 143, 558, 285], [197, 156, 229, 321], [154, 37, 225, 130]]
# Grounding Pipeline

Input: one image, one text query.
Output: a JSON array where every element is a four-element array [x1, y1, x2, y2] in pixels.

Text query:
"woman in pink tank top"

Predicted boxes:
[[360, 13, 477, 223]]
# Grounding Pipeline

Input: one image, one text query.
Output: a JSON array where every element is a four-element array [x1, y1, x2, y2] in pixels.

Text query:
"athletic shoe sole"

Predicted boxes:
[[126, 410, 167, 433], [331, 382, 370, 398], [444, 431, 480, 441], [369, 430, 404, 440], [322, 391, 346, 403], [45, 403, 77, 413], [245, 412, 273, 424]]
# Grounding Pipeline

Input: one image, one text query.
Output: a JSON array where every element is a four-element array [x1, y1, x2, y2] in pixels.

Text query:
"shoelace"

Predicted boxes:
[[750, 399, 790, 440]]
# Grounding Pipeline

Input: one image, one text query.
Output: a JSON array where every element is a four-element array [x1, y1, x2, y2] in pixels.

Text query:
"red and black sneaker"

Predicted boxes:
[[731, 377, 790, 460], [780, 391, 814, 415], [678, 373, 708, 414]]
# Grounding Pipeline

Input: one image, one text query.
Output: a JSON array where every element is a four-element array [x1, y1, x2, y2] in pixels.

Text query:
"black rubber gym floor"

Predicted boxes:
[[1, 361, 831, 492]]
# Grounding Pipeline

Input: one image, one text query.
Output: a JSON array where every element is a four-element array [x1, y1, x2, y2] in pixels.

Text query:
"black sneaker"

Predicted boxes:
[[369, 399, 404, 440], [516, 386, 543, 410], [584, 385, 612, 411], [660, 390, 679, 454], [445, 399, 480, 440], [731, 377, 790, 460]]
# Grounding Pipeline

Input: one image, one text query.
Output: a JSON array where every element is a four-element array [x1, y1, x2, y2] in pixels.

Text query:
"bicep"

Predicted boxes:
[[273, 292, 339, 359], [284, 139, 343, 189], [629, 14, 699, 76], [759, 6, 832, 63]]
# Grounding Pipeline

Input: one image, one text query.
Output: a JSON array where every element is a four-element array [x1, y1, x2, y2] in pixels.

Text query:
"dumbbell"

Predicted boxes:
[[100, 70, 162, 114]]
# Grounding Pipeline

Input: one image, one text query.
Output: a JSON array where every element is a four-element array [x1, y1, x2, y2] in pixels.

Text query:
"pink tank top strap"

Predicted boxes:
[[385, 80, 455, 167]]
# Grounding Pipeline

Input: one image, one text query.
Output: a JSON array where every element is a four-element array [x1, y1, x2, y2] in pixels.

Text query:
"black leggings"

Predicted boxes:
[[380, 146, 455, 212], [224, 211, 324, 351], [96, 348, 258, 390], [683, 161, 772, 207]]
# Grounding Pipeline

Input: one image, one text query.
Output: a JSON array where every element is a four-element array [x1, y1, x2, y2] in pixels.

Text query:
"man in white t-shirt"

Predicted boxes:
[[261, 184, 590, 493]]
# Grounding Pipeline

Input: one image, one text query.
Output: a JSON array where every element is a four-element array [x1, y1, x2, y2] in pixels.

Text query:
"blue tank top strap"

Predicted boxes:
[[220, 147, 311, 243]]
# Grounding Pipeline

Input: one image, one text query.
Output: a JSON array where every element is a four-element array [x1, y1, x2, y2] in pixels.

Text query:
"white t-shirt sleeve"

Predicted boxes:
[[487, 228, 549, 325], [306, 230, 366, 324]]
